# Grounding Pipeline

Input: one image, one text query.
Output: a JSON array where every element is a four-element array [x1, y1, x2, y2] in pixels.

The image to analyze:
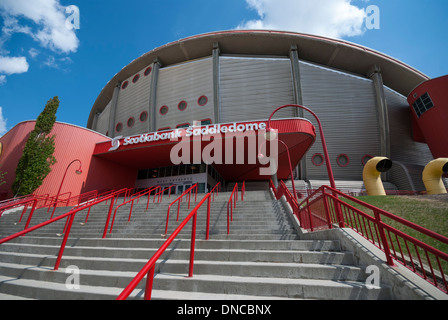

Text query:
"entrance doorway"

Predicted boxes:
[[136, 163, 224, 194]]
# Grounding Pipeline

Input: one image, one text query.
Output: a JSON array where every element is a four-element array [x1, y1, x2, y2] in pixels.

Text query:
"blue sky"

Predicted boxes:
[[0, 0, 447, 136]]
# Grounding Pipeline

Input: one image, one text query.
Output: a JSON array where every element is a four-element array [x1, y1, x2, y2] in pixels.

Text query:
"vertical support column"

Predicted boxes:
[[212, 42, 221, 124], [290, 45, 307, 180], [108, 82, 121, 138], [290, 45, 304, 117], [92, 112, 100, 132], [368, 65, 391, 179], [149, 58, 161, 133]]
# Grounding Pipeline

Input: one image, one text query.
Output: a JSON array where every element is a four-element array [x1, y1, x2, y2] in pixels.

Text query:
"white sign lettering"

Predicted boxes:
[[111, 122, 267, 150]]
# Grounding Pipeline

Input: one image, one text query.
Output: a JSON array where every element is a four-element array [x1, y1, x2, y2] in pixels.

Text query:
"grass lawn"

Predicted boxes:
[[353, 195, 448, 239], [346, 194, 448, 278]]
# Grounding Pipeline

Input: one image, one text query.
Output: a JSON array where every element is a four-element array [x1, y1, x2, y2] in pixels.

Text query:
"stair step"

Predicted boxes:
[[0, 190, 394, 300]]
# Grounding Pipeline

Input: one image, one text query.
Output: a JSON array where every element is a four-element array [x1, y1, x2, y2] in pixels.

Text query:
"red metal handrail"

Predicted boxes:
[[226, 182, 245, 235], [210, 182, 221, 201], [0, 192, 121, 270], [0, 194, 33, 206], [271, 181, 448, 293], [108, 186, 163, 235], [116, 192, 213, 300], [80, 188, 131, 224], [164, 184, 198, 236], [0, 198, 38, 231], [206, 182, 221, 240], [153, 185, 177, 203]]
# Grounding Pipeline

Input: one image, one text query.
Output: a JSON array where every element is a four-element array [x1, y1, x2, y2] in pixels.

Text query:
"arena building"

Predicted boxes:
[[1, 30, 447, 199]]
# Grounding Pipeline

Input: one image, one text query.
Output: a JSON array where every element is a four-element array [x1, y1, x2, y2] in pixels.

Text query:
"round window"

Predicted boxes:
[[160, 105, 169, 116], [127, 117, 135, 128], [311, 153, 324, 166], [362, 155, 373, 166], [198, 95, 208, 106], [144, 66, 152, 76], [132, 74, 140, 83], [121, 81, 128, 90], [140, 111, 148, 122], [178, 100, 187, 111], [337, 154, 350, 167], [116, 122, 123, 132]]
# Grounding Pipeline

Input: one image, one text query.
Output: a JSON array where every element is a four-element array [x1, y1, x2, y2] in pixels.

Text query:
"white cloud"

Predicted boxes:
[[0, 0, 79, 53], [0, 75, 6, 85], [0, 107, 8, 136], [29, 48, 39, 59], [238, 0, 367, 39], [0, 56, 29, 75]]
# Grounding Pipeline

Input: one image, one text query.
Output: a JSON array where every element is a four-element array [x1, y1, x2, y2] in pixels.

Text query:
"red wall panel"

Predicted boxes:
[[0, 121, 136, 200], [408, 75, 448, 158]]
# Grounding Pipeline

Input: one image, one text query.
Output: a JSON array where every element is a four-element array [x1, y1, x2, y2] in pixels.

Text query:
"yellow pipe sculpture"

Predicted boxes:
[[422, 158, 448, 195], [363, 157, 393, 196]]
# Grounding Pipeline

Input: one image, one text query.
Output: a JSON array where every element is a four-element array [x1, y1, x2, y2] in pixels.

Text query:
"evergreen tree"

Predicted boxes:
[[12, 97, 59, 196], [0, 170, 6, 187]]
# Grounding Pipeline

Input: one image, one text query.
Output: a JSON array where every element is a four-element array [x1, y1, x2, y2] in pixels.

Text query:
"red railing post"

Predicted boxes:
[[54, 213, 76, 270], [227, 202, 230, 235], [23, 199, 38, 230], [373, 209, 395, 266], [188, 210, 198, 277], [144, 266, 156, 300], [322, 189, 333, 230], [206, 195, 211, 240], [117, 192, 213, 300], [305, 197, 314, 232], [128, 200, 134, 222], [102, 196, 116, 239]]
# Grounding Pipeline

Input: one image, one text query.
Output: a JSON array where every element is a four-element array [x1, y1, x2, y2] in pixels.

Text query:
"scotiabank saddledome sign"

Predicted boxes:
[[109, 121, 268, 152]]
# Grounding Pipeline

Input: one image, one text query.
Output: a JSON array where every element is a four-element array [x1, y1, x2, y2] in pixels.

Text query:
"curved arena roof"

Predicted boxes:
[[87, 30, 430, 128]]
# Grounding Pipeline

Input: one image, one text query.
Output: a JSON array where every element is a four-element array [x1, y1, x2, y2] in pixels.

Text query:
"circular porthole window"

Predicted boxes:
[[140, 111, 148, 122], [312, 153, 324, 166], [337, 154, 350, 167], [121, 81, 128, 90], [127, 117, 135, 128], [115, 122, 123, 133], [362, 154, 373, 166], [159, 105, 169, 116], [144, 66, 152, 76], [178, 100, 187, 111], [132, 74, 140, 83], [198, 95, 208, 106]]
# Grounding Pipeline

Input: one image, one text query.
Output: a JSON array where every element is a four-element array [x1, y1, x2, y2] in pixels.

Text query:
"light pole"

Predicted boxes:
[[51, 159, 82, 218], [266, 104, 336, 190], [266, 104, 345, 228]]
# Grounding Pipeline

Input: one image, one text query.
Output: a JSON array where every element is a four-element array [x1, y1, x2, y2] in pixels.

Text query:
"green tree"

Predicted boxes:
[[0, 170, 6, 187], [12, 97, 59, 196]]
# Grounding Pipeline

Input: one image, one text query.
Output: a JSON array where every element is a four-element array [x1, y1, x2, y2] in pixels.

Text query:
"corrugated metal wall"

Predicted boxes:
[[155, 57, 214, 130], [219, 56, 295, 123], [88, 51, 435, 190], [115, 64, 153, 137], [300, 61, 380, 180], [95, 100, 111, 135]]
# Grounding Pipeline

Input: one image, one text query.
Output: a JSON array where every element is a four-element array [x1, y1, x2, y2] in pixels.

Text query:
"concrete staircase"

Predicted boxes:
[[0, 191, 392, 300]]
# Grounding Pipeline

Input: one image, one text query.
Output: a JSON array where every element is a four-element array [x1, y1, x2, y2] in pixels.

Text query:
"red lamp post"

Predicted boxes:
[[51, 159, 83, 219], [266, 105, 344, 228]]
